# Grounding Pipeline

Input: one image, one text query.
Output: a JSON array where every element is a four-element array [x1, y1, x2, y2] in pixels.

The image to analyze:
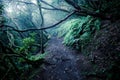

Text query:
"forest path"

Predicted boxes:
[[34, 37, 92, 80]]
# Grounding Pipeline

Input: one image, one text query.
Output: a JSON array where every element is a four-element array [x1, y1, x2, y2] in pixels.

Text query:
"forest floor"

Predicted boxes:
[[33, 37, 93, 80]]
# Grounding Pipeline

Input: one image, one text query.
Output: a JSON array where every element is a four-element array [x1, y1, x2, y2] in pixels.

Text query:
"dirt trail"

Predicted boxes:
[[34, 37, 92, 80]]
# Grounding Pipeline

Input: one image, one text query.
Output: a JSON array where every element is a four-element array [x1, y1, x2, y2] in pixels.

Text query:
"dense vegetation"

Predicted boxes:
[[59, 0, 120, 50], [58, 0, 120, 80], [0, 0, 120, 80], [0, 1, 48, 80], [58, 16, 100, 51], [59, 15, 120, 80]]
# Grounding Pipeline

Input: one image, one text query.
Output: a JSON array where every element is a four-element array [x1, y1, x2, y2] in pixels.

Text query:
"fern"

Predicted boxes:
[[58, 16, 100, 50], [57, 18, 81, 37]]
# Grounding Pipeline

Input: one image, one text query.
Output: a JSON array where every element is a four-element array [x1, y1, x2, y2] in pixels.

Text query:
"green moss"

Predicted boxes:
[[29, 52, 47, 61]]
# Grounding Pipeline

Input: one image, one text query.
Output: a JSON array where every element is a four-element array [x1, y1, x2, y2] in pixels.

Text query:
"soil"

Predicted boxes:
[[33, 37, 93, 80]]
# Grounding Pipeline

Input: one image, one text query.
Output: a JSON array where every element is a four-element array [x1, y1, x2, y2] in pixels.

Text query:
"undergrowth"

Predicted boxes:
[[0, 31, 48, 80], [0, 4, 48, 80], [58, 16, 100, 51]]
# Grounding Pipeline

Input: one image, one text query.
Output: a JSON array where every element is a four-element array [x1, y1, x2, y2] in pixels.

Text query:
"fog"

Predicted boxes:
[[3, 0, 71, 31]]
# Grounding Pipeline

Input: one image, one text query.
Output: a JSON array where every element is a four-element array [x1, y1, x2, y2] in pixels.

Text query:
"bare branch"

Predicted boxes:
[[1, 11, 76, 32], [17, 1, 70, 13], [40, 0, 57, 9], [36, 0, 44, 53], [41, 7, 70, 13]]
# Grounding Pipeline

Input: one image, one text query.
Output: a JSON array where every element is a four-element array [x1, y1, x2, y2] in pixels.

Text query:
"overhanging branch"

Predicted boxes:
[[1, 11, 76, 32]]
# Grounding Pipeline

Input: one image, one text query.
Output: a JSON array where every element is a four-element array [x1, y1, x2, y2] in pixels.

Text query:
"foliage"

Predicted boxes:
[[0, 4, 48, 80], [0, 0, 120, 80], [0, 31, 48, 80], [58, 16, 100, 50], [19, 34, 35, 54], [61, 1, 120, 80], [58, 18, 81, 37]]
